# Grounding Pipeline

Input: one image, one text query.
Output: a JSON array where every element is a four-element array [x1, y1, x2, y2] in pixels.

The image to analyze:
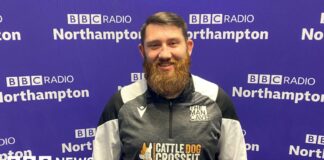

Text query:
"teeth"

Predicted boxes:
[[160, 63, 171, 66]]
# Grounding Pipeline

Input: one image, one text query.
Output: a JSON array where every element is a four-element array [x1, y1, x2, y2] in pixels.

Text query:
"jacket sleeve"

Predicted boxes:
[[93, 92, 124, 160], [216, 88, 247, 160]]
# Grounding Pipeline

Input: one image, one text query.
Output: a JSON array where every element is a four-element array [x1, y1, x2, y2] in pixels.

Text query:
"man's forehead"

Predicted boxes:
[[144, 24, 184, 42]]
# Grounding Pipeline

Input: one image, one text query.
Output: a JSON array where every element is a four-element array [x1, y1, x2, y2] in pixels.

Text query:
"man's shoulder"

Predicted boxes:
[[120, 79, 147, 103], [192, 75, 238, 120], [192, 74, 220, 101], [97, 79, 148, 126]]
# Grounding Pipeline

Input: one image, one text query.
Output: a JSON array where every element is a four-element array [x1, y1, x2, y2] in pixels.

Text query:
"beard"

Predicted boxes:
[[143, 53, 191, 99]]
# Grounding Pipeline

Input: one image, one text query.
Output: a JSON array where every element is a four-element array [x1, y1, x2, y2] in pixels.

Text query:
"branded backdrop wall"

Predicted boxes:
[[1, 0, 324, 159]]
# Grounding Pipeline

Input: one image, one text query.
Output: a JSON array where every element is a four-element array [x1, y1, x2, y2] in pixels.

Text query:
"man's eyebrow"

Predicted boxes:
[[167, 38, 181, 42], [146, 37, 181, 44], [146, 40, 160, 45]]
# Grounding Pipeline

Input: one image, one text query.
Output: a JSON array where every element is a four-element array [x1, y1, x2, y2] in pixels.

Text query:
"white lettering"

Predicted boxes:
[[0, 31, 21, 41], [53, 28, 140, 43], [246, 143, 260, 152], [283, 76, 316, 86], [62, 141, 93, 153], [0, 137, 16, 146], [289, 145, 324, 158], [0, 89, 90, 103], [43, 75, 74, 84], [0, 150, 33, 160], [187, 28, 268, 43], [102, 15, 132, 24], [232, 86, 324, 104], [301, 28, 324, 40], [223, 14, 254, 23]]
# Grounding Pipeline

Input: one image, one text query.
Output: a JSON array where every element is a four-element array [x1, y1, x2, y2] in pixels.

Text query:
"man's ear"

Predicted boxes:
[[138, 43, 145, 58], [186, 39, 194, 56]]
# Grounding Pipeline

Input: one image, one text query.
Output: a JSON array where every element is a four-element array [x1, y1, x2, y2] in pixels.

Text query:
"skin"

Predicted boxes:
[[139, 24, 194, 77]]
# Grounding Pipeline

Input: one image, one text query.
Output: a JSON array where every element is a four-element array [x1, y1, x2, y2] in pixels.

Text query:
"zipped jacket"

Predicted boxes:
[[93, 75, 247, 160]]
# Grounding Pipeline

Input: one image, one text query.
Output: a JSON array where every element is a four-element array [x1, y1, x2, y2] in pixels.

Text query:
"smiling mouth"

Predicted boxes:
[[158, 62, 174, 71]]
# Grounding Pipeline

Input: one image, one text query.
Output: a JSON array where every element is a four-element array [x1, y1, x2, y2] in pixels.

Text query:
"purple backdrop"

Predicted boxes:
[[1, 0, 324, 159]]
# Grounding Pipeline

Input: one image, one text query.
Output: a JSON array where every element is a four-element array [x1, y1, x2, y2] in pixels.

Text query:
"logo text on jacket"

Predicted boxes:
[[189, 105, 209, 121]]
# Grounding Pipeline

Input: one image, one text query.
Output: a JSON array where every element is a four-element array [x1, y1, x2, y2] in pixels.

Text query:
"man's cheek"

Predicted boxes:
[[173, 51, 187, 60], [146, 51, 160, 60]]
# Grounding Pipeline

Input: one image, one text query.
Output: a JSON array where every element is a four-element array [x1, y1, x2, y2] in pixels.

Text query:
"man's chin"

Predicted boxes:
[[158, 69, 176, 78]]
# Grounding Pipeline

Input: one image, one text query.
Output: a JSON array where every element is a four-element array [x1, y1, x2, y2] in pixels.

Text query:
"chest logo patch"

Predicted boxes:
[[189, 105, 209, 121], [137, 105, 147, 118], [139, 143, 153, 160], [139, 142, 202, 160]]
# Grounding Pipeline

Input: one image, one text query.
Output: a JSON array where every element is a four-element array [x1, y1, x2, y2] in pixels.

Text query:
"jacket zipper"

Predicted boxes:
[[169, 101, 173, 138]]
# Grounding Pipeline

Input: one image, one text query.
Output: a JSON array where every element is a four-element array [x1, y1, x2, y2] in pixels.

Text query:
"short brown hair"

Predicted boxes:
[[140, 12, 188, 44]]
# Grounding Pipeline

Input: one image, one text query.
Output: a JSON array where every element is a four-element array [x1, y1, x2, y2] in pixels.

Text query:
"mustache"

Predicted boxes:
[[157, 60, 175, 66]]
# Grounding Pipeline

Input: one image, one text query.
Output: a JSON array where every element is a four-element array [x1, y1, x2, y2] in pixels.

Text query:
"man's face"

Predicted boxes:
[[140, 24, 193, 75], [139, 24, 194, 98]]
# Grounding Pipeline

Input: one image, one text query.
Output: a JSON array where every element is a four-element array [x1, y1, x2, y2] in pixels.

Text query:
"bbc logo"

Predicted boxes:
[[305, 134, 324, 145], [131, 73, 145, 82], [189, 14, 223, 24], [247, 74, 282, 85], [321, 12, 324, 24], [67, 14, 102, 25], [6, 76, 43, 87], [75, 128, 96, 138]]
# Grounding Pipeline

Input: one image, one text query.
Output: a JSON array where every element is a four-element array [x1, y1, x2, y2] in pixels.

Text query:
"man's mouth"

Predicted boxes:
[[158, 62, 174, 71]]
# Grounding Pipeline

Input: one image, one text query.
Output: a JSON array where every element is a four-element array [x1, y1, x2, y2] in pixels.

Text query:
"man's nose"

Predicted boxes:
[[158, 44, 172, 60]]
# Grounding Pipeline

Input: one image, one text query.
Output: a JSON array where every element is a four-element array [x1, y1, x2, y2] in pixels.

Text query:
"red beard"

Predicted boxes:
[[144, 54, 191, 98]]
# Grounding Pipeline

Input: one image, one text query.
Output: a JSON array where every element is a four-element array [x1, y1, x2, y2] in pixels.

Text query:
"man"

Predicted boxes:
[[93, 12, 247, 160]]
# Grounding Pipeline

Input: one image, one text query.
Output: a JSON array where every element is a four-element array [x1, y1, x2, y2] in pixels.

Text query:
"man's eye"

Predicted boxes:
[[169, 41, 179, 47], [149, 44, 160, 49]]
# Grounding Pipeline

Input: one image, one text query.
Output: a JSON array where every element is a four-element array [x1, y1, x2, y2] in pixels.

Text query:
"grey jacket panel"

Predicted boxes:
[[93, 75, 247, 160]]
